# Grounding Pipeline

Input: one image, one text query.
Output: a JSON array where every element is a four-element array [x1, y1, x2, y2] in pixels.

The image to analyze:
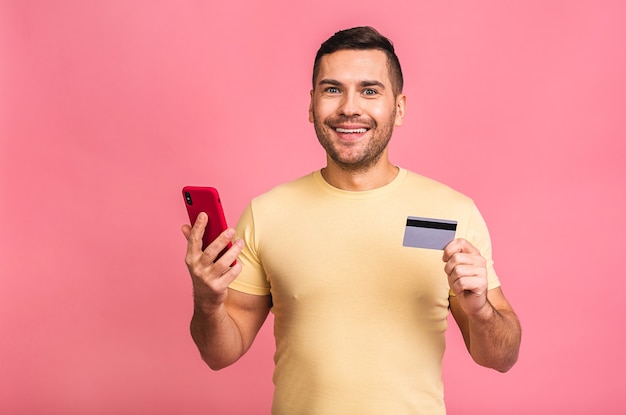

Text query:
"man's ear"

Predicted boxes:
[[308, 90, 315, 123], [394, 94, 406, 127]]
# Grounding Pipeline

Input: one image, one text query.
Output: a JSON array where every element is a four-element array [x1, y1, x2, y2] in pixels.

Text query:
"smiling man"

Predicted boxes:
[[183, 26, 521, 415], [311, 48, 403, 180]]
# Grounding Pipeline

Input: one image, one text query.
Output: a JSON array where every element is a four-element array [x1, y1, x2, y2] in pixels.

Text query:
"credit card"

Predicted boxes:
[[402, 216, 457, 250]]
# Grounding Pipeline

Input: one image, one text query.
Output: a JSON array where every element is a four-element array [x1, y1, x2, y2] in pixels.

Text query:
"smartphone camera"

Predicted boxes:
[[184, 192, 193, 205]]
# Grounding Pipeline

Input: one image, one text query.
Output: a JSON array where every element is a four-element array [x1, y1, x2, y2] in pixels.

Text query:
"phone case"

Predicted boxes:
[[182, 186, 232, 260]]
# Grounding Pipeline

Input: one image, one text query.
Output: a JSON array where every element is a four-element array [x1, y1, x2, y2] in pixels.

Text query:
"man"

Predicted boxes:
[[183, 26, 521, 415]]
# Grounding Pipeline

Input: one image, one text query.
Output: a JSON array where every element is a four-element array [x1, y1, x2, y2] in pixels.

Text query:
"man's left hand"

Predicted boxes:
[[443, 238, 491, 318]]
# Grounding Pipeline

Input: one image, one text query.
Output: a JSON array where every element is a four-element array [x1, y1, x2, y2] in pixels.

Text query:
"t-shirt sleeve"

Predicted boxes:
[[450, 203, 501, 296], [228, 203, 271, 296]]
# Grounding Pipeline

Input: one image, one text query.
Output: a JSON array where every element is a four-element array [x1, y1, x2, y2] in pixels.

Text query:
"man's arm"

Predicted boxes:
[[183, 213, 271, 370], [444, 239, 521, 373]]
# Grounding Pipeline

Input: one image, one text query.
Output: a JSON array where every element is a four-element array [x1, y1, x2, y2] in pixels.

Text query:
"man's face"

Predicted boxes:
[[309, 49, 406, 172]]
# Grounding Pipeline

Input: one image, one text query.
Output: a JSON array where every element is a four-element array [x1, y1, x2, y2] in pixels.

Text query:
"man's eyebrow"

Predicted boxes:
[[359, 80, 386, 89], [317, 79, 386, 89], [318, 79, 343, 87]]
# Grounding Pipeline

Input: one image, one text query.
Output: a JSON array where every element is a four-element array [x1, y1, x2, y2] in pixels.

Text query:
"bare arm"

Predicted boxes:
[[183, 213, 271, 370], [190, 289, 271, 370], [449, 288, 520, 372], [444, 239, 521, 372]]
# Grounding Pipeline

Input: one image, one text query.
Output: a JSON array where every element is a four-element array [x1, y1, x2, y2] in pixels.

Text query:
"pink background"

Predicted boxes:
[[1, 1, 625, 414]]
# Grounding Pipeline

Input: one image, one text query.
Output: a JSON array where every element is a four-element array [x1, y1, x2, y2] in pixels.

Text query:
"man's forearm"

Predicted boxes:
[[190, 303, 245, 371], [468, 305, 521, 372]]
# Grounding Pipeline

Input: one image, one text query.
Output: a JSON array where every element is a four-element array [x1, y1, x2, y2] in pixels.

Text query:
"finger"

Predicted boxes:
[[202, 239, 244, 289], [208, 260, 244, 293], [449, 274, 488, 297], [181, 224, 192, 239], [442, 238, 479, 262], [215, 238, 244, 268], [186, 212, 208, 258], [189, 257, 243, 305], [201, 228, 237, 263], [444, 252, 486, 276], [212, 240, 244, 278], [447, 261, 486, 280]]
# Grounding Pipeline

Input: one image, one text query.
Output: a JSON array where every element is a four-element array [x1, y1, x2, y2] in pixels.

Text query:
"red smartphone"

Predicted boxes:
[[182, 186, 232, 261]]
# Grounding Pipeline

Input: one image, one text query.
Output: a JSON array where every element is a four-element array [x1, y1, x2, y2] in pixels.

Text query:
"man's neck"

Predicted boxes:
[[321, 160, 400, 191]]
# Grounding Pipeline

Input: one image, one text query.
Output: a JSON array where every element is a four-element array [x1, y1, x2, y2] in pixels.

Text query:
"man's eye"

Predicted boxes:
[[363, 89, 378, 96], [325, 87, 340, 93]]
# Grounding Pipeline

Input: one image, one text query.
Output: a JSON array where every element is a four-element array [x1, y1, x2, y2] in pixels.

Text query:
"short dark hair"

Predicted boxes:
[[312, 26, 404, 96]]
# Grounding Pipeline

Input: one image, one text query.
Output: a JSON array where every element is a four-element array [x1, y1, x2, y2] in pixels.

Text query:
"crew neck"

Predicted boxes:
[[312, 167, 407, 199]]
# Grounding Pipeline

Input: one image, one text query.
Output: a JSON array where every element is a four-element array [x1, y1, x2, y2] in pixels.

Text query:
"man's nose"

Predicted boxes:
[[338, 92, 363, 117]]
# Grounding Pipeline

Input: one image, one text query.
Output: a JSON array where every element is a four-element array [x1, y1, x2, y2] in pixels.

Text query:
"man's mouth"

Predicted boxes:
[[335, 127, 369, 134]]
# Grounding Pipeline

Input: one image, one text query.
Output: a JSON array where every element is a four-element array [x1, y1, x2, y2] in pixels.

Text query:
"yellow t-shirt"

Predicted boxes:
[[231, 168, 500, 415]]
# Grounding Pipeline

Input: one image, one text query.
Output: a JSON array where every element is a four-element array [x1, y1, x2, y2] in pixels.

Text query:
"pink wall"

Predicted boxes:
[[1, 1, 625, 414]]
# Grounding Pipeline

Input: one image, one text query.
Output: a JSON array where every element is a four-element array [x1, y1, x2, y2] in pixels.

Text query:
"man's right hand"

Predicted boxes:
[[182, 212, 271, 370], [182, 212, 244, 308]]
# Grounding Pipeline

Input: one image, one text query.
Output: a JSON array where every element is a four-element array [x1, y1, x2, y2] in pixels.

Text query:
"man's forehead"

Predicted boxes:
[[316, 49, 391, 86]]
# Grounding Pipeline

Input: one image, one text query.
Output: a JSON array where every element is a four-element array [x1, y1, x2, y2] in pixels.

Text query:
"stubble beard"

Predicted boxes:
[[312, 112, 396, 174]]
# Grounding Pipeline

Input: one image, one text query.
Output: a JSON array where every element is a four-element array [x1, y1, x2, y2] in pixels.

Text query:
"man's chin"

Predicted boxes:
[[329, 153, 381, 172]]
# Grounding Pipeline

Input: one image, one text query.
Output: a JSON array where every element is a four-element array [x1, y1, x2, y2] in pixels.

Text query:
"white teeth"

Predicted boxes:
[[336, 128, 367, 133]]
